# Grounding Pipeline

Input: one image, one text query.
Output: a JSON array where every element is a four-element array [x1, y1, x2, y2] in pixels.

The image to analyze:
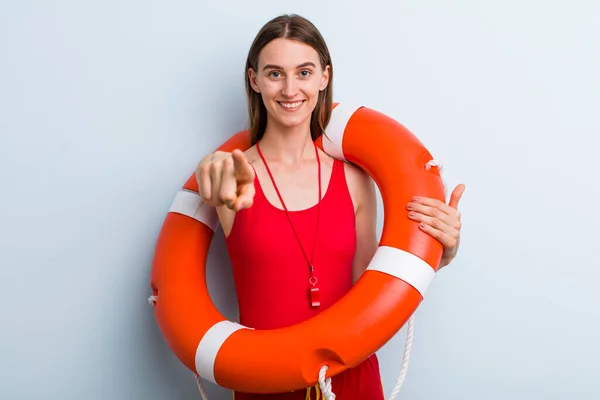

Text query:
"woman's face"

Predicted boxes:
[[249, 38, 330, 133]]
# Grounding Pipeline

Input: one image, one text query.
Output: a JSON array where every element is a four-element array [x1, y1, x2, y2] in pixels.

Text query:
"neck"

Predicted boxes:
[[259, 121, 314, 165]]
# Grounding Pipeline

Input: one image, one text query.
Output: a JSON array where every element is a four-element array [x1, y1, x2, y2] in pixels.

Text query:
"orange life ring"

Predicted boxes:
[[149, 103, 446, 394]]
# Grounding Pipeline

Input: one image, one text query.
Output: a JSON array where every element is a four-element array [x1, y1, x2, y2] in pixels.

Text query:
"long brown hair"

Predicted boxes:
[[244, 14, 333, 145]]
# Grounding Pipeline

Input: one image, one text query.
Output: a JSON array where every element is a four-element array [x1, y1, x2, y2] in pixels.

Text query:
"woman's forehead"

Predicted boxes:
[[258, 38, 320, 69]]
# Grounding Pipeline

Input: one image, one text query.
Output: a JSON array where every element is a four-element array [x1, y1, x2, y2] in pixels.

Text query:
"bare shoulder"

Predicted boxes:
[[343, 161, 375, 213], [243, 145, 259, 164]]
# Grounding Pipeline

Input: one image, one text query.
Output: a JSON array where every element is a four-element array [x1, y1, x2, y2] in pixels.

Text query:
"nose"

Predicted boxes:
[[281, 77, 299, 98]]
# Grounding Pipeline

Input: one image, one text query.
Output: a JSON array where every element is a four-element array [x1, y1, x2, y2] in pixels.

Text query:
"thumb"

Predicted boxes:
[[448, 184, 465, 209], [232, 149, 255, 184]]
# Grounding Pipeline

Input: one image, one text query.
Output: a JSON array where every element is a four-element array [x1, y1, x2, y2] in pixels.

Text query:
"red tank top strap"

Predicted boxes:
[[327, 158, 351, 204]]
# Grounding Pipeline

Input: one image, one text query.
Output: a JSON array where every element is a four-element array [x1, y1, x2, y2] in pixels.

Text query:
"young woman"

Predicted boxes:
[[196, 14, 465, 400]]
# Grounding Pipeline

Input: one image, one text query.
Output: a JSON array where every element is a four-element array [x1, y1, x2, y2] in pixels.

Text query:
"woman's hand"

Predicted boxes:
[[406, 184, 465, 269], [196, 149, 256, 211]]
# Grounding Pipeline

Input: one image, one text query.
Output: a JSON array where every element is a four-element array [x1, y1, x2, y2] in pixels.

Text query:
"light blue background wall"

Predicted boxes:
[[1, 1, 599, 399]]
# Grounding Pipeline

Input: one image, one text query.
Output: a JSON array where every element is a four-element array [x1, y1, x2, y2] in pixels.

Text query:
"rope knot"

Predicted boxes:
[[425, 159, 443, 171]]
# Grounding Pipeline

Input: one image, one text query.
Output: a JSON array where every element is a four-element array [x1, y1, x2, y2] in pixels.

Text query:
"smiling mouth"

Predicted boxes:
[[278, 100, 304, 111]]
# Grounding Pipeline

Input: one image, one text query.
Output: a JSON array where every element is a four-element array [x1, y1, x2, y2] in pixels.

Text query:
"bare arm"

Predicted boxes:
[[345, 164, 379, 284]]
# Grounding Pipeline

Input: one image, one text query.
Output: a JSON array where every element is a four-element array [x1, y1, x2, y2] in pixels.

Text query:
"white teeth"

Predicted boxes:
[[279, 101, 303, 109]]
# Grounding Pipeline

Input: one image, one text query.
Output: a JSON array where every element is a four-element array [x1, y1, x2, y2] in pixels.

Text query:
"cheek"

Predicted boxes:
[[259, 80, 282, 98], [304, 80, 323, 99]]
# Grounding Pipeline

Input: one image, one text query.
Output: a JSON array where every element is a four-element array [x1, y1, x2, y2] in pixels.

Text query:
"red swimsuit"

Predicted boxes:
[[225, 157, 385, 400]]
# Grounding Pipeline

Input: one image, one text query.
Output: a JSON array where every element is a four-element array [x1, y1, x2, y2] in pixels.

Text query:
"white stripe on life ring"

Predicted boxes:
[[168, 190, 220, 232], [323, 103, 363, 161], [366, 246, 436, 297], [195, 320, 250, 384]]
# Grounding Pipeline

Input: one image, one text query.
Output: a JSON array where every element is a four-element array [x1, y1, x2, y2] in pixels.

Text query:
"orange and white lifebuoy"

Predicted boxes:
[[149, 103, 446, 394]]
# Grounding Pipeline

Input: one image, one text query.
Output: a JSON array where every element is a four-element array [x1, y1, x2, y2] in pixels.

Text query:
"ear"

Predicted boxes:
[[248, 68, 260, 93], [319, 65, 330, 91]]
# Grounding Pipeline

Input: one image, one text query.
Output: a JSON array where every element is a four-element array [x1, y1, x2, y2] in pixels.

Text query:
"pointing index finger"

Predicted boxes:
[[232, 149, 255, 183]]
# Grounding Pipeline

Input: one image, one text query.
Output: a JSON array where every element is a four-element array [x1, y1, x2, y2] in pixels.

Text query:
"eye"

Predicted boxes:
[[299, 70, 311, 77], [268, 71, 282, 79]]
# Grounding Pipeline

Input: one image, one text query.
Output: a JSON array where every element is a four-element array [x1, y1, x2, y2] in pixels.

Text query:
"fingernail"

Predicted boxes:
[[419, 222, 426, 229], [406, 203, 413, 210], [408, 211, 416, 218]]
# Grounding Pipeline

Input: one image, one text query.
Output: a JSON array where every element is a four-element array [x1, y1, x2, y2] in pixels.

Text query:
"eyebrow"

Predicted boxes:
[[262, 62, 317, 71]]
